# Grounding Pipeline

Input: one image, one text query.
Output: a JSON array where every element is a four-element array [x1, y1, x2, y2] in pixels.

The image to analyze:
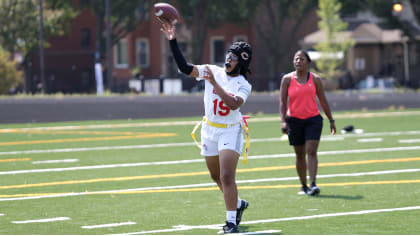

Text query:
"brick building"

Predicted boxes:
[[30, 2, 319, 93]]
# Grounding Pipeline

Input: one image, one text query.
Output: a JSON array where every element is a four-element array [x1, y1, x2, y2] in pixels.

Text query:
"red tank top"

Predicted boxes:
[[287, 72, 320, 119]]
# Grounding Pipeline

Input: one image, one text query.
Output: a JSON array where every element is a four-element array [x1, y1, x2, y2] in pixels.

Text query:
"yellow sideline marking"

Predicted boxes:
[[1, 157, 419, 190], [0, 133, 177, 146], [0, 130, 156, 135], [0, 158, 31, 163], [1, 179, 420, 198]]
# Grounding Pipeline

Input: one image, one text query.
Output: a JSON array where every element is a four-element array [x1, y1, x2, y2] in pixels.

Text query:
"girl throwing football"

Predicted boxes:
[[161, 22, 252, 234]]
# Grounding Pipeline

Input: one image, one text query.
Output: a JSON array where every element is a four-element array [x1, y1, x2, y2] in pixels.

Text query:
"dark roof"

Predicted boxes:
[[345, 20, 371, 31]]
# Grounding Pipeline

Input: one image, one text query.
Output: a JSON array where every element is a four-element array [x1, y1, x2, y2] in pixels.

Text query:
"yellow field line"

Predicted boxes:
[[1, 157, 419, 190], [1, 179, 419, 198], [0, 130, 158, 135], [0, 133, 177, 146], [0, 158, 31, 163]]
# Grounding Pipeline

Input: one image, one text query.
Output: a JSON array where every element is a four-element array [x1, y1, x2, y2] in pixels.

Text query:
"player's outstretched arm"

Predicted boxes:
[[279, 74, 291, 134], [160, 23, 199, 78]]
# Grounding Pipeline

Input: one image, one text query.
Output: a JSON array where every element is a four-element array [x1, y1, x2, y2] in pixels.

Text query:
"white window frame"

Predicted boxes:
[[136, 38, 150, 68], [210, 36, 225, 65], [355, 57, 365, 71], [114, 39, 128, 69]]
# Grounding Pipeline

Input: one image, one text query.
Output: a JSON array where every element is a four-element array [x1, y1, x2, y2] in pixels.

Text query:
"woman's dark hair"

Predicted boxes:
[[295, 50, 312, 63]]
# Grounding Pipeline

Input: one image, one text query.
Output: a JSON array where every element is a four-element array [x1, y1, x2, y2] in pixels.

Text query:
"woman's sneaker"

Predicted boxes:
[[222, 221, 239, 234], [236, 199, 249, 225], [307, 185, 320, 196], [298, 185, 309, 195]]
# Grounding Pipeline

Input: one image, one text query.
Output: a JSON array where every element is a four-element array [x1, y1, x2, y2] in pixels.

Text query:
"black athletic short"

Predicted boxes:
[[286, 114, 323, 146]]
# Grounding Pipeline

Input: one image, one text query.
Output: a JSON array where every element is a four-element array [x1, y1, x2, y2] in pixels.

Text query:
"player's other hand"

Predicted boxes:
[[330, 122, 336, 135], [281, 122, 288, 134], [203, 66, 215, 84], [160, 22, 176, 40]]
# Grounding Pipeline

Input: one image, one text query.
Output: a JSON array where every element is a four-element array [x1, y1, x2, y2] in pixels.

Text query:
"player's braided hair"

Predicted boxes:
[[228, 41, 252, 77]]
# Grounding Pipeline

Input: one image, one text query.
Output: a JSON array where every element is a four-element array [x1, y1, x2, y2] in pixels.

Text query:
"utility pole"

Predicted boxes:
[[39, 0, 46, 93]]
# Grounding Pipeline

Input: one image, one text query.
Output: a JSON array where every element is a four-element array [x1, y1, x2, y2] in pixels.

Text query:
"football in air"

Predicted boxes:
[[154, 3, 180, 25]]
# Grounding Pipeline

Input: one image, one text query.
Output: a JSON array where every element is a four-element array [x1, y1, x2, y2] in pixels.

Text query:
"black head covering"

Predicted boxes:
[[227, 41, 252, 76]]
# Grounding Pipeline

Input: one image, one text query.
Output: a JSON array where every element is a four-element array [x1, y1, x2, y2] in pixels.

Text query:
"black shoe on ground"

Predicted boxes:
[[298, 185, 309, 195], [236, 199, 249, 225], [223, 221, 239, 234], [307, 185, 320, 196]]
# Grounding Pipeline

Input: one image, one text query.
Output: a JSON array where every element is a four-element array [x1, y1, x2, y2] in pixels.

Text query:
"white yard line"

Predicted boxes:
[[1, 168, 419, 202], [243, 206, 420, 224], [399, 139, 420, 143], [0, 142, 194, 156], [357, 138, 383, 143], [114, 206, 420, 235], [0, 213, 4, 216], [82, 221, 136, 229], [32, 159, 79, 164], [0, 146, 417, 175], [0, 130, 419, 157], [11, 217, 70, 224], [1, 145, 420, 176]]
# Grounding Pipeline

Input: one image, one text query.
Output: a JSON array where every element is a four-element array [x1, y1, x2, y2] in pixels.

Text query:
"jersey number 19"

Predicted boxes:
[[213, 98, 230, 116]]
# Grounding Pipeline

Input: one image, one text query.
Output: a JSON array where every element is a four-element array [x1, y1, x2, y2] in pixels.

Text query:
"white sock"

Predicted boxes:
[[226, 211, 237, 225], [237, 197, 242, 209]]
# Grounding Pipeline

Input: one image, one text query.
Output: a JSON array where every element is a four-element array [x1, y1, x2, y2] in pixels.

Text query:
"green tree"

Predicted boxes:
[[314, 0, 354, 81], [254, 0, 319, 88], [175, 0, 259, 64], [410, 0, 420, 21], [0, 0, 76, 93], [78, 0, 149, 89], [0, 46, 23, 95], [79, 0, 149, 56], [340, 0, 417, 38]]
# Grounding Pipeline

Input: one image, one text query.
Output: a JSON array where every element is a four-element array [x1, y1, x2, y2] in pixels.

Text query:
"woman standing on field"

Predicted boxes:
[[279, 50, 336, 196]]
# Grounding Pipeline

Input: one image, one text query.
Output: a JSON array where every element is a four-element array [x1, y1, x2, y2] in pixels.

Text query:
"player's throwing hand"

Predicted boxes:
[[160, 22, 176, 40]]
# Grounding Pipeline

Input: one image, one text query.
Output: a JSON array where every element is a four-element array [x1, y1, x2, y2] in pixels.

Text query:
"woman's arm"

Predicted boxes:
[[203, 66, 244, 110], [313, 74, 336, 134], [279, 74, 290, 133], [161, 23, 199, 78]]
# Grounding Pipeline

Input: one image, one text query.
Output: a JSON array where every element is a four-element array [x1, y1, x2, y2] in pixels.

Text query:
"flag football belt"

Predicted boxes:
[[190, 116, 251, 164]]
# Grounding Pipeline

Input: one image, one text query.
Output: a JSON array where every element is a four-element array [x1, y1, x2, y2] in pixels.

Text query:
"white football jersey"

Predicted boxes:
[[196, 64, 252, 124]]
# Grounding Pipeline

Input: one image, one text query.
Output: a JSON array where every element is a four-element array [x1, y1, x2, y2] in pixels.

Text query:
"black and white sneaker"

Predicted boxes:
[[222, 221, 239, 234], [307, 185, 320, 196], [236, 199, 249, 225], [298, 185, 309, 195]]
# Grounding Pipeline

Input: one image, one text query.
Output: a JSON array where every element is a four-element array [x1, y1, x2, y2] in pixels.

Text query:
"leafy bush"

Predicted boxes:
[[0, 47, 23, 95]]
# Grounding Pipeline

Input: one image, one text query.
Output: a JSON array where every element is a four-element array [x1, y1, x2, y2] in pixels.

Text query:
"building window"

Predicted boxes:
[[211, 37, 225, 64], [114, 39, 128, 68], [80, 28, 91, 49], [355, 57, 365, 71], [136, 39, 149, 67], [409, 43, 417, 66]]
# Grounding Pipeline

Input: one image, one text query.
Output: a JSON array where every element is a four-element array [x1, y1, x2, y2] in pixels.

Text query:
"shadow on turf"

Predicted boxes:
[[238, 226, 283, 235], [313, 194, 363, 200]]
